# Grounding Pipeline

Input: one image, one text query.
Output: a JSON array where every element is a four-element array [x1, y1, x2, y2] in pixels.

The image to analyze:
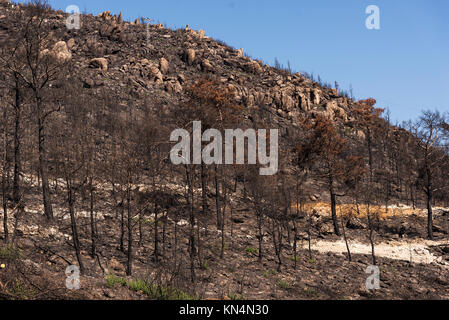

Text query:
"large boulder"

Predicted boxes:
[[99, 22, 123, 41], [346, 217, 366, 230], [66, 38, 76, 50], [325, 101, 348, 121], [244, 60, 262, 74], [42, 41, 72, 63], [159, 57, 169, 74], [97, 11, 112, 20], [201, 59, 213, 72], [311, 89, 321, 105], [297, 93, 310, 111], [89, 58, 108, 71], [183, 48, 195, 65], [281, 92, 295, 111], [149, 66, 163, 83]]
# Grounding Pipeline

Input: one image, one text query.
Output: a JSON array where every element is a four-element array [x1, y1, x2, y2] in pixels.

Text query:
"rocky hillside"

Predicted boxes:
[[1, 1, 448, 301], [0, 1, 356, 131]]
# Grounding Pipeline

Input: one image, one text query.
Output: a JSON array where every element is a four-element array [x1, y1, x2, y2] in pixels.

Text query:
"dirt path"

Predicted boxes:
[[303, 239, 449, 268]]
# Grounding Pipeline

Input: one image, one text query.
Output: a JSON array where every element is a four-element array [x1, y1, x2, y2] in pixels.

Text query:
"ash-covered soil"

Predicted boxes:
[[1, 180, 448, 300]]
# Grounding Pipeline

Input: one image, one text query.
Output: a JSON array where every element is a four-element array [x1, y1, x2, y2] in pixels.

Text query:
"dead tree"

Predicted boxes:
[[185, 164, 196, 283], [413, 110, 447, 240], [1, 100, 10, 244], [2, 2, 70, 220]]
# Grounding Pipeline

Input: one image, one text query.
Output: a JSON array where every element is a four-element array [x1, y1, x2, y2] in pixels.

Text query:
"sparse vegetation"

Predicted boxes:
[[277, 279, 290, 290], [105, 275, 197, 300], [245, 247, 258, 255], [228, 292, 245, 300], [303, 286, 321, 298], [0, 245, 21, 261]]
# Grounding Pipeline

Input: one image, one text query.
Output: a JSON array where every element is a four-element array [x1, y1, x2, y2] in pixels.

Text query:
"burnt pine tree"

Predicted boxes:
[[414, 110, 447, 240], [3, 1, 70, 219], [302, 114, 349, 236]]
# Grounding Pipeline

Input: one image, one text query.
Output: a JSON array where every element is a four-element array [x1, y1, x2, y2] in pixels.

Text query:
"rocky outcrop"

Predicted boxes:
[[99, 22, 124, 42], [159, 57, 169, 74], [245, 60, 262, 74], [51, 41, 72, 63], [183, 48, 196, 66], [40, 41, 72, 63], [149, 65, 163, 83], [89, 57, 108, 71], [201, 59, 213, 72]]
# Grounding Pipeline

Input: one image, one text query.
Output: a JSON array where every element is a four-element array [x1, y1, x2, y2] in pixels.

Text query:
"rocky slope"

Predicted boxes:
[[0, 1, 356, 133]]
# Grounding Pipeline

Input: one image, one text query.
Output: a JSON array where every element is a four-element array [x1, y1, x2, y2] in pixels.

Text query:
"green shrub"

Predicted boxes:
[[133, 217, 160, 225], [0, 245, 21, 260], [105, 274, 127, 288], [200, 261, 209, 270], [11, 279, 35, 300], [303, 286, 320, 297], [105, 274, 197, 300], [149, 285, 197, 300], [277, 279, 290, 290], [245, 247, 257, 254], [127, 278, 151, 295], [228, 292, 244, 300]]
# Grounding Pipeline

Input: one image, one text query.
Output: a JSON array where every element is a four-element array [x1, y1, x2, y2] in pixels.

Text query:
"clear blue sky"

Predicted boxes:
[[44, 0, 449, 123]]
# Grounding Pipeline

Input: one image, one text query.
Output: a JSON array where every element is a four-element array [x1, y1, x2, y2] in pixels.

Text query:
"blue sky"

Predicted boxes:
[[44, 0, 448, 123]]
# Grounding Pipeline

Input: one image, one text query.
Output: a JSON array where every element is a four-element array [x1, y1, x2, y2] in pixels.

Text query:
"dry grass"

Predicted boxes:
[[292, 202, 426, 220]]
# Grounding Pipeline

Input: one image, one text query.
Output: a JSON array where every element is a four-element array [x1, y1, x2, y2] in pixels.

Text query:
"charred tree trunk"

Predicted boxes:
[[12, 77, 22, 206], [425, 162, 434, 240], [1, 186, 7, 244], [341, 217, 351, 262], [37, 95, 53, 220], [293, 219, 298, 269], [66, 181, 85, 275], [257, 208, 263, 263], [426, 187, 434, 241], [89, 177, 96, 258], [186, 165, 196, 283], [367, 127, 374, 179], [214, 165, 222, 229], [220, 182, 227, 259], [119, 202, 125, 253], [138, 208, 143, 247], [367, 204, 377, 265], [272, 219, 283, 272], [329, 174, 341, 236], [1, 130, 8, 244], [162, 210, 167, 258], [307, 212, 313, 260], [154, 204, 159, 262], [201, 162, 208, 216], [126, 180, 133, 276]]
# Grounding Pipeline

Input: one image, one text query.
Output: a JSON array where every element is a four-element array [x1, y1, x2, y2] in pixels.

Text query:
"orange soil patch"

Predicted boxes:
[[292, 202, 425, 220]]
